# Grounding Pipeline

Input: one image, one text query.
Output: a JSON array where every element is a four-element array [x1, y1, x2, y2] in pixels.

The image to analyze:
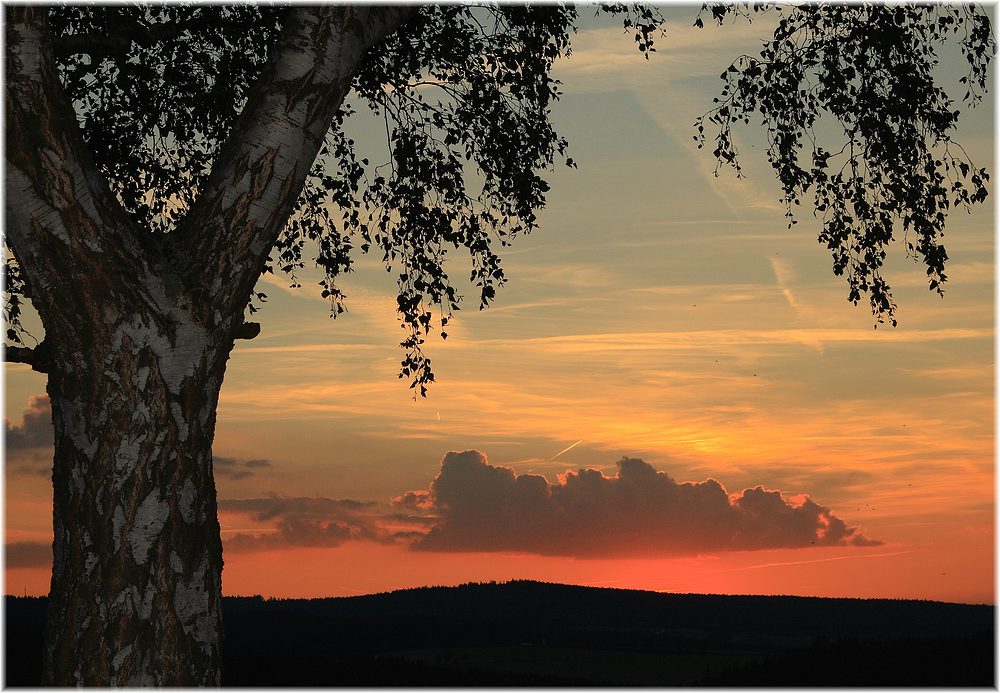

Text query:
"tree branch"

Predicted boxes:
[[235, 322, 260, 340], [3, 341, 52, 373], [5, 8, 162, 336], [52, 14, 235, 58], [173, 5, 417, 319]]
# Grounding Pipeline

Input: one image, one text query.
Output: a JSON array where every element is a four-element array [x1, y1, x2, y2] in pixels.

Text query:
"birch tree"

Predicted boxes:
[[3, 3, 992, 686]]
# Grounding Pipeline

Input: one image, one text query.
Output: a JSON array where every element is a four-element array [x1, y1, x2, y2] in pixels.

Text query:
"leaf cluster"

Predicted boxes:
[[3, 255, 28, 346], [695, 3, 995, 325], [275, 5, 586, 394], [9, 5, 611, 393], [10, 4, 665, 394], [47, 5, 286, 233]]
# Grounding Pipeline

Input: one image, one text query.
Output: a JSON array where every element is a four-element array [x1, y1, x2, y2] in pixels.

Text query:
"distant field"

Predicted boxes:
[[6, 581, 994, 686]]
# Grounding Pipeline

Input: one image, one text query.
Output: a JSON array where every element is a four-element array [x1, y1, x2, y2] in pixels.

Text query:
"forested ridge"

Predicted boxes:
[[6, 580, 993, 686]]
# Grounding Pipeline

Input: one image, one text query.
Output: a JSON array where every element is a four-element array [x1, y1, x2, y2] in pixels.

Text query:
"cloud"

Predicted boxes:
[[770, 256, 803, 315], [391, 489, 434, 510], [6, 541, 51, 568], [6, 449, 53, 478], [186, 453, 881, 558], [5, 394, 52, 450], [220, 495, 389, 551], [224, 519, 356, 552], [410, 451, 881, 557], [214, 456, 272, 481], [555, 17, 779, 86]]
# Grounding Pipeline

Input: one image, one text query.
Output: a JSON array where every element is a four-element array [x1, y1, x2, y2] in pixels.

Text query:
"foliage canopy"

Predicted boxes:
[[695, 3, 994, 324], [5, 3, 994, 387]]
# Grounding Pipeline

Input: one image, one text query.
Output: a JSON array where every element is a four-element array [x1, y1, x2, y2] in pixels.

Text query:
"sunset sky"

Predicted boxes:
[[5, 7, 995, 604]]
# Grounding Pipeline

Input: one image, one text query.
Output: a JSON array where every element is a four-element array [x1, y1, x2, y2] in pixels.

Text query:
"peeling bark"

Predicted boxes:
[[4, 4, 415, 686], [44, 303, 228, 686]]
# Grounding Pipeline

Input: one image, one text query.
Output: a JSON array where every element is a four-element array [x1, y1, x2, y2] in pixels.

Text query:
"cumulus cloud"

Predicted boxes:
[[220, 495, 389, 551], [410, 450, 881, 557], [166, 452, 883, 557], [5, 394, 52, 451], [6, 541, 51, 568]]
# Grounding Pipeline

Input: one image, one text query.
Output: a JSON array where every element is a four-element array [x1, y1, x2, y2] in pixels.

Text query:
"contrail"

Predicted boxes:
[[721, 549, 921, 572], [545, 439, 583, 462]]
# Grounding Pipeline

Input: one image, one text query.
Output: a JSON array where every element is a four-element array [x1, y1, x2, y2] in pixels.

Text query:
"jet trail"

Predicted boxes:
[[545, 439, 583, 462]]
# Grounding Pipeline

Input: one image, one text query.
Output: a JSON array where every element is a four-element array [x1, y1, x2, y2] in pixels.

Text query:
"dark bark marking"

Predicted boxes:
[[282, 63, 320, 115], [265, 172, 299, 233], [248, 147, 279, 200]]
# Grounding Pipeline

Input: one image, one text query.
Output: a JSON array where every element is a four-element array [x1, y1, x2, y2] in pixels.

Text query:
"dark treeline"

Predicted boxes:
[[5, 580, 994, 686]]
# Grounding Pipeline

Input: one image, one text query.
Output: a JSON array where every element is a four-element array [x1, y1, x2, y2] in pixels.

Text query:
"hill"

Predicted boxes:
[[5, 580, 994, 685]]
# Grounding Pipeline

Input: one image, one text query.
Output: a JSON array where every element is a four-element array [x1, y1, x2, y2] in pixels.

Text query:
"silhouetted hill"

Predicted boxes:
[[6, 581, 994, 686]]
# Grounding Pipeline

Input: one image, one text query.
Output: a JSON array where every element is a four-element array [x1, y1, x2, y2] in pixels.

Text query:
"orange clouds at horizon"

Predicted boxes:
[[6, 438, 993, 604], [6, 436, 885, 556]]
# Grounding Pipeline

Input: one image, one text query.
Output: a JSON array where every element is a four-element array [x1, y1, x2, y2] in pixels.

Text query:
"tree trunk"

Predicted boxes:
[[41, 294, 232, 686], [5, 5, 417, 685]]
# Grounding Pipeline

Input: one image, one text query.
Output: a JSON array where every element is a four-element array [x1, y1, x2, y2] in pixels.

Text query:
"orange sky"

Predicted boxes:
[[4, 8, 995, 604]]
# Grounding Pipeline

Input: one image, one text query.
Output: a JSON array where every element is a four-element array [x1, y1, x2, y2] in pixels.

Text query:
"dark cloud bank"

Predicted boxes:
[[9, 438, 879, 561], [404, 450, 881, 557], [221, 451, 879, 557]]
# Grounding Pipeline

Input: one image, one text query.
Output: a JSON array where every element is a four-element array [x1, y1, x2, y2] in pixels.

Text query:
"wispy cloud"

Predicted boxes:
[[769, 256, 803, 315], [476, 326, 992, 353], [5, 541, 51, 568], [214, 456, 272, 481], [557, 17, 779, 86], [219, 495, 397, 552]]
